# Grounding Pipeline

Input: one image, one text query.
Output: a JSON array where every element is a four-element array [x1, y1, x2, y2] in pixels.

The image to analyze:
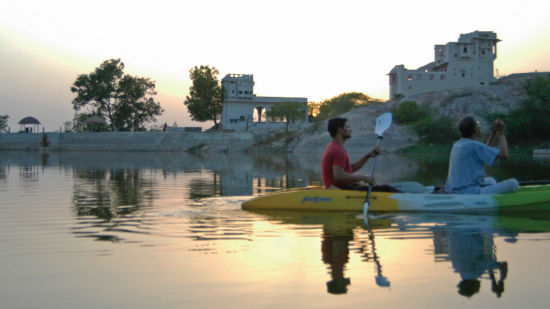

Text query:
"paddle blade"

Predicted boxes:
[[376, 275, 391, 287], [374, 113, 392, 137]]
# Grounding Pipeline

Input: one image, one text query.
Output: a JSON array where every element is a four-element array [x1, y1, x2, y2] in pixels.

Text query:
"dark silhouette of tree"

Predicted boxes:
[[70, 59, 163, 131], [184, 65, 224, 129]]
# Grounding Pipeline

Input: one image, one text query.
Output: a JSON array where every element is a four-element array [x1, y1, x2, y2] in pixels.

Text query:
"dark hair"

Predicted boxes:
[[457, 279, 480, 297], [458, 116, 477, 138], [328, 118, 347, 138]]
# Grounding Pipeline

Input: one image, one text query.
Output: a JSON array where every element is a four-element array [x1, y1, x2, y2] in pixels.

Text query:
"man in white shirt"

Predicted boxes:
[[445, 116, 518, 194]]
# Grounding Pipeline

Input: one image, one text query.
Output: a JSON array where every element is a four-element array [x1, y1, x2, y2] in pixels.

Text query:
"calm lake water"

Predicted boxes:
[[1, 150, 550, 308]]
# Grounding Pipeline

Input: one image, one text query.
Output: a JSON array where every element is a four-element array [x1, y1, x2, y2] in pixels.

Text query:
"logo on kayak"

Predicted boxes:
[[302, 196, 333, 203]]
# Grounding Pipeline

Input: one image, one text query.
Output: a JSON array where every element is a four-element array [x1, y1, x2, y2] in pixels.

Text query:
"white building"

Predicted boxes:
[[388, 31, 500, 99], [221, 74, 308, 131]]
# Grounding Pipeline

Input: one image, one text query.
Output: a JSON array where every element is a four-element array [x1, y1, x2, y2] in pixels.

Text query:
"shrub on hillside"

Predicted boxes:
[[394, 101, 430, 124], [413, 116, 459, 144], [486, 74, 550, 145]]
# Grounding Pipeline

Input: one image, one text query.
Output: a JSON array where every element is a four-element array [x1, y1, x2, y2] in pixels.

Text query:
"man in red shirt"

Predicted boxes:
[[322, 117, 379, 189]]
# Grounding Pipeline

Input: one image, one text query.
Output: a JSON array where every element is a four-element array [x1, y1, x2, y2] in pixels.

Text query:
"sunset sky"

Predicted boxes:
[[1, 0, 550, 131]]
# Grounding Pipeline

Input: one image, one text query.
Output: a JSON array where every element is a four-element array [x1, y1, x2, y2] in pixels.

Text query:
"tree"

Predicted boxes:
[[0, 115, 8, 132], [112, 75, 163, 131], [70, 59, 163, 131], [307, 101, 321, 121], [316, 92, 374, 120], [267, 102, 305, 131], [184, 65, 224, 129], [394, 101, 430, 124]]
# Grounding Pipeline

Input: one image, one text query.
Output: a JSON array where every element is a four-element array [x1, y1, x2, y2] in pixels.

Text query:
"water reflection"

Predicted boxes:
[[2, 150, 550, 305], [431, 217, 508, 297], [72, 168, 157, 242], [248, 210, 395, 294], [247, 210, 550, 296]]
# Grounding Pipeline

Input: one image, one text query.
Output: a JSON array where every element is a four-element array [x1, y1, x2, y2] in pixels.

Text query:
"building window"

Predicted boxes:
[[408, 74, 413, 81], [239, 91, 243, 94], [463, 47, 468, 53], [429, 74, 434, 80], [239, 116, 245, 121], [441, 75, 446, 80]]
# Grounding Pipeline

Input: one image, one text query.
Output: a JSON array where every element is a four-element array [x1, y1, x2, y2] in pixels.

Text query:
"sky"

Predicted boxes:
[[1, 0, 550, 131]]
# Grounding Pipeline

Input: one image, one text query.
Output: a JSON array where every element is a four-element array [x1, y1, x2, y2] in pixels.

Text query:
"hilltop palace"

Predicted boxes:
[[388, 31, 500, 99], [221, 74, 308, 131]]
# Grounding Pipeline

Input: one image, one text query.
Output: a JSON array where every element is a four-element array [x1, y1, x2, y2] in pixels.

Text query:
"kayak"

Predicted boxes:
[[241, 183, 550, 213]]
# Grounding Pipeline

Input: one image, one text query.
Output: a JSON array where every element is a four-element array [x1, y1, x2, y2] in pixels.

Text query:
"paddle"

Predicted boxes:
[[369, 225, 390, 287], [363, 113, 392, 217], [363, 216, 391, 287]]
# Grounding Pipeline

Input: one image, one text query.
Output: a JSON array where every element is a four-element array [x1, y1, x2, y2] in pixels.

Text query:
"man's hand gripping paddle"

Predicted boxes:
[[363, 112, 392, 217]]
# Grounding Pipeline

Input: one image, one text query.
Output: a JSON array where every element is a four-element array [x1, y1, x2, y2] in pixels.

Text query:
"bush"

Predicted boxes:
[[486, 75, 550, 145], [394, 101, 430, 124], [394, 100, 457, 144], [413, 116, 459, 144]]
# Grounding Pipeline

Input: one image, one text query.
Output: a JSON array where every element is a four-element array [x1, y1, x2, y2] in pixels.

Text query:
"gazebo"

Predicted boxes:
[[18, 116, 41, 133], [85, 115, 107, 132]]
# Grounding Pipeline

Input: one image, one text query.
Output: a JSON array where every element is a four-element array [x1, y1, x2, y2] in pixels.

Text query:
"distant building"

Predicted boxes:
[[388, 31, 500, 99], [221, 74, 308, 131]]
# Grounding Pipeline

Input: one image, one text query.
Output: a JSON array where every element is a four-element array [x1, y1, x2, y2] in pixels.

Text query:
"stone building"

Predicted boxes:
[[388, 31, 500, 99], [221, 74, 308, 131]]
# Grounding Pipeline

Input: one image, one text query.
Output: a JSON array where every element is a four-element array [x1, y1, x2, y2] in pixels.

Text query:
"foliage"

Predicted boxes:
[[316, 92, 374, 120], [393, 101, 458, 144], [112, 75, 163, 131], [394, 101, 430, 124], [267, 101, 305, 131], [307, 101, 321, 121], [184, 65, 224, 129], [413, 116, 459, 144], [70, 59, 163, 131], [486, 75, 550, 144], [0, 115, 8, 132]]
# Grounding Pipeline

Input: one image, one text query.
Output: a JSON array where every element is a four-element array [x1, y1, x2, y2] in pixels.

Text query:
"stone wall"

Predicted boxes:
[[0, 132, 256, 152]]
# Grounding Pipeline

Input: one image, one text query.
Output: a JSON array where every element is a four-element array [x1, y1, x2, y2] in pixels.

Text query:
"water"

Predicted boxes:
[[1, 150, 550, 308]]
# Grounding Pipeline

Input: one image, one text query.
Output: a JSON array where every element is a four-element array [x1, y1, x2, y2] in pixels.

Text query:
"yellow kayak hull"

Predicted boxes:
[[242, 186, 398, 212], [241, 185, 550, 212]]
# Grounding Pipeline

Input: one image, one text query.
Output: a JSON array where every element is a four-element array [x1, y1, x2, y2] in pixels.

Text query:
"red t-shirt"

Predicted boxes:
[[322, 141, 352, 189]]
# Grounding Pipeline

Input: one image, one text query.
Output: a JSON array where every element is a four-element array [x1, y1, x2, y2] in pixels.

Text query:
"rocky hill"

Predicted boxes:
[[286, 72, 548, 153]]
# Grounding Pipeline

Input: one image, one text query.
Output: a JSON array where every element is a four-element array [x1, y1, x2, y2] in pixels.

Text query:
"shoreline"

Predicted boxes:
[[0, 131, 256, 153]]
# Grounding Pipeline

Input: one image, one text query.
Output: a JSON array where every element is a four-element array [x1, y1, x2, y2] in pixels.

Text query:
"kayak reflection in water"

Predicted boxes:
[[434, 224, 508, 298]]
